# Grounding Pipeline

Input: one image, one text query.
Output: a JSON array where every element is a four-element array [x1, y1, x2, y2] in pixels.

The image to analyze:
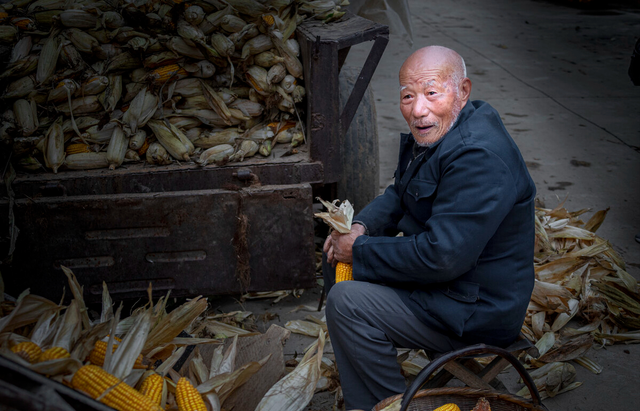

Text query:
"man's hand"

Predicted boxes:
[[323, 224, 366, 267]]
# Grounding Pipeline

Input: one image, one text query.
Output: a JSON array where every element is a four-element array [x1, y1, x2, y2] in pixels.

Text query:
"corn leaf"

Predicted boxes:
[[60, 266, 91, 331], [285, 319, 323, 337], [109, 309, 152, 380], [314, 198, 354, 234], [143, 296, 208, 354], [255, 332, 325, 411]]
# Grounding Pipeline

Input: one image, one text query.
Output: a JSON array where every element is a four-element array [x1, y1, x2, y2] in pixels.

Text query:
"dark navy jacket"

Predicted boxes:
[[352, 100, 536, 347]]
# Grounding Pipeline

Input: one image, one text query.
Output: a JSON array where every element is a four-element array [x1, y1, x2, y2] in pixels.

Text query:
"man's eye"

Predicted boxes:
[[428, 91, 437, 96], [402, 94, 412, 100]]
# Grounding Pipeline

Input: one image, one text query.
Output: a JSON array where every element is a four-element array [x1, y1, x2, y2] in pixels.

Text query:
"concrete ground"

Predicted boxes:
[[218, 1, 640, 410]]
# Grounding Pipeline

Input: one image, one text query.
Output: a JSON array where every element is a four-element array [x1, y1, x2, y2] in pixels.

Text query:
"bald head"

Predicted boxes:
[[398, 46, 472, 146], [400, 46, 467, 90]]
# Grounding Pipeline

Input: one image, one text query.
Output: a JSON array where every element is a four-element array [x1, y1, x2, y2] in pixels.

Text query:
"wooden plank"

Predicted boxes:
[[299, 31, 342, 184], [443, 360, 494, 390], [479, 357, 511, 383], [297, 12, 388, 48]]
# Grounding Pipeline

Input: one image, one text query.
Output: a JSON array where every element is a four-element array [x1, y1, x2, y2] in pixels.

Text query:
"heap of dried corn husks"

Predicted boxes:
[[0, 0, 348, 173], [0, 267, 328, 411], [516, 200, 640, 399]]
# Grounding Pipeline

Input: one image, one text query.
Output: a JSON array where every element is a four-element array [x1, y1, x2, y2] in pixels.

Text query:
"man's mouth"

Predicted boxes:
[[415, 125, 433, 133]]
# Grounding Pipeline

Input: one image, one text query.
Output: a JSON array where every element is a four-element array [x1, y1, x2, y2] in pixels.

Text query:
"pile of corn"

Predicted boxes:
[[0, 0, 348, 173], [0, 266, 331, 411]]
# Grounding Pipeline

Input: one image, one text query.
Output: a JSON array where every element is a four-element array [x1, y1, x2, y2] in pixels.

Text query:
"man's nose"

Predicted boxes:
[[412, 94, 430, 118]]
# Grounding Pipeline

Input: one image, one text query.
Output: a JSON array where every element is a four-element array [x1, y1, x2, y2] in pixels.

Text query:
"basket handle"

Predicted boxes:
[[399, 343, 546, 411]]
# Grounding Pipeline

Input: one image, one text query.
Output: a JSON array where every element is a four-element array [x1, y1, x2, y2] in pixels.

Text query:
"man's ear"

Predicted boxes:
[[460, 78, 472, 104]]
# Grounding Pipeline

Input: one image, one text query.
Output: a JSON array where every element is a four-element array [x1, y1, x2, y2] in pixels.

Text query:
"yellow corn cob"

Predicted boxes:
[[148, 64, 188, 84], [139, 373, 163, 406], [88, 340, 146, 369], [262, 14, 275, 27], [72, 365, 161, 411], [434, 404, 461, 411], [11, 17, 36, 30], [335, 262, 353, 283], [39, 346, 70, 362], [137, 138, 150, 156], [11, 341, 42, 363], [175, 378, 206, 411], [65, 143, 91, 155]]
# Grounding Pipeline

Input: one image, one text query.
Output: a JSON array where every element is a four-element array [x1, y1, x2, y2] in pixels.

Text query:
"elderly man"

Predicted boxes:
[[323, 45, 536, 409]]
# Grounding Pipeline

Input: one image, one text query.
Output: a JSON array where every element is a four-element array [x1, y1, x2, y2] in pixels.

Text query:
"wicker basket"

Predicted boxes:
[[373, 344, 548, 411]]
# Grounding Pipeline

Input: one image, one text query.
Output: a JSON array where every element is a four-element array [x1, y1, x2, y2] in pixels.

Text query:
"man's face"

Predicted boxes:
[[399, 63, 462, 146]]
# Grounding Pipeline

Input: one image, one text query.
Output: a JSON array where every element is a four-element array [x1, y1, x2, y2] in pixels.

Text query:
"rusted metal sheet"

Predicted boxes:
[[3, 184, 316, 302], [9, 158, 323, 200]]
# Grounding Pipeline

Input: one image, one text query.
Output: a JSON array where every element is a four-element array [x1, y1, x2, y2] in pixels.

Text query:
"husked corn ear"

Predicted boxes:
[[335, 262, 353, 283], [166, 36, 205, 59], [267, 63, 287, 85], [198, 143, 234, 166], [64, 152, 109, 170], [176, 377, 207, 411], [106, 125, 128, 170], [253, 51, 285, 68], [81, 76, 109, 96], [433, 404, 461, 411], [36, 33, 61, 84], [88, 340, 146, 369], [146, 142, 172, 165], [11, 341, 42, 363], [129, 130, 147, 150], [106, 51, 141, 73], [13, 99, 37, 136], [38, 346, 70, 362], [65, 143, 91, 155], [220, 14, 246, 33], [143, 51, 182, 69], [43, 119, 65, 173], [56, 95, 102, 115], [262, 14, 275, 27], [0, 25, 18, 43], [11, 36, 32, 63], [147, 64, 188, 84], [122, 88, 157, 133], [48, 79, 79, 103], [147, 120, 194, 161], [210, 33, 234, 58], [139, 373, 164, 406], [184, 5, 205, 25], [2, 75, 36, 99], [59, 9, 97, 28], [64, 28, 99, 53], [72, 365, 162, 411], [241, 34, 273, 59]]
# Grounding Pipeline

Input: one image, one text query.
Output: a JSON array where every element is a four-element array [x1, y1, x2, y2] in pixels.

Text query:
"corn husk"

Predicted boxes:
[[146, 141, 172, 165], [147, 120, 195, 161], [129, 129, 147, 150], [193, 127, 241, 149], [255, 332, 325, 411], [198, 143, 235, 165], [220, 14, 247, 33], [122, 88, 158, 134], [143, 296, 208, 354], [254, 51, 285, 68], [13, 98, 38, 136], [60, 9, 97, 28], [106, 125, 128, 170], [3, 76, 36, 99], [64, 152, 109, 170], [10, 36, 32, 64], [43, 117, 65, 173], [241, 34, 273, 59]]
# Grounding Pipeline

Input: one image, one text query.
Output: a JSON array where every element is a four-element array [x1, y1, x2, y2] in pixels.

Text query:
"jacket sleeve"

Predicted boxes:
[[352, 147, 517, 285], [352, 184, 405, 237]]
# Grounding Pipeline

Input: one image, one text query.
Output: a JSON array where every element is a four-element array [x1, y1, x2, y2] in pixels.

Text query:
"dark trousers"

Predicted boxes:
[[322, 255, 466, 410]]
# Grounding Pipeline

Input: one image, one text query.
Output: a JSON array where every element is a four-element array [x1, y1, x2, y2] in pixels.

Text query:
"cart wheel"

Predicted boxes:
[[337, 66, 380, 215]]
